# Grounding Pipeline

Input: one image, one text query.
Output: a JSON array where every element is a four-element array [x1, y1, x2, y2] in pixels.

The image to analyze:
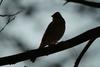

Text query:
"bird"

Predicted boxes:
[[39, 12, 66, 48], [30, 12, 66, 62]]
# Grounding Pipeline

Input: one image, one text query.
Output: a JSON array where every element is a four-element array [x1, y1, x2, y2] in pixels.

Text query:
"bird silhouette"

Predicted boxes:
[[31, 12, 66, 62], [39, 12, 65, 48]]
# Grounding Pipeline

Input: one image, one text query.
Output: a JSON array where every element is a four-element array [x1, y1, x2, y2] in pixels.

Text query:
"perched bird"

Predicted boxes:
[[31, 12, 66, 62], [39, 12, 66, 48]]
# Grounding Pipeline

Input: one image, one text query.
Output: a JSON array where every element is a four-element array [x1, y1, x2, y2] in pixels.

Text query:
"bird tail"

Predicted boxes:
[[30, 57, 37, 62], [30, 43, 44, 62], [30, 42, 46, 62]]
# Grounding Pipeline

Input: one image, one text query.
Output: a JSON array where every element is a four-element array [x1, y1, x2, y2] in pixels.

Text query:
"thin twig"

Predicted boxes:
[[0, 0, 4, 6], [74, 38, 96, 67], [0, 10, 23, 32], [7, 16, 16, 23], [0, 10, 23, 17], [0, 16, 16, 32]]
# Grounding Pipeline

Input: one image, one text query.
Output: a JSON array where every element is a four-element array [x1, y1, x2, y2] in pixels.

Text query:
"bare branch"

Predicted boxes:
[[74, 38, 96, 67], [0, 10, 23, 33], [0, 0, 4, 6], [0, 16, 16, 32], [64, 0, 100, 8], [0, 10, 23, 17], [0, 26, 99, 66]]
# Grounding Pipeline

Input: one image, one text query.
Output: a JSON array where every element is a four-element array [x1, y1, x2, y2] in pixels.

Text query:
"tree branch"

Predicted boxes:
[[0, 0, 4, 6], [64, 0, 100, 8], [0, 10, 23, 17], [74, 38, 96, 67], [0, 26, 99, 66], [0, 10, 23, 33], [0, 16, 16, 32]]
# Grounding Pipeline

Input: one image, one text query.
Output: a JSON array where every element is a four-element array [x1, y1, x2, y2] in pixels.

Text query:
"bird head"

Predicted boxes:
[[52, 12, 65, 24], [52, 12, 62, 18]]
